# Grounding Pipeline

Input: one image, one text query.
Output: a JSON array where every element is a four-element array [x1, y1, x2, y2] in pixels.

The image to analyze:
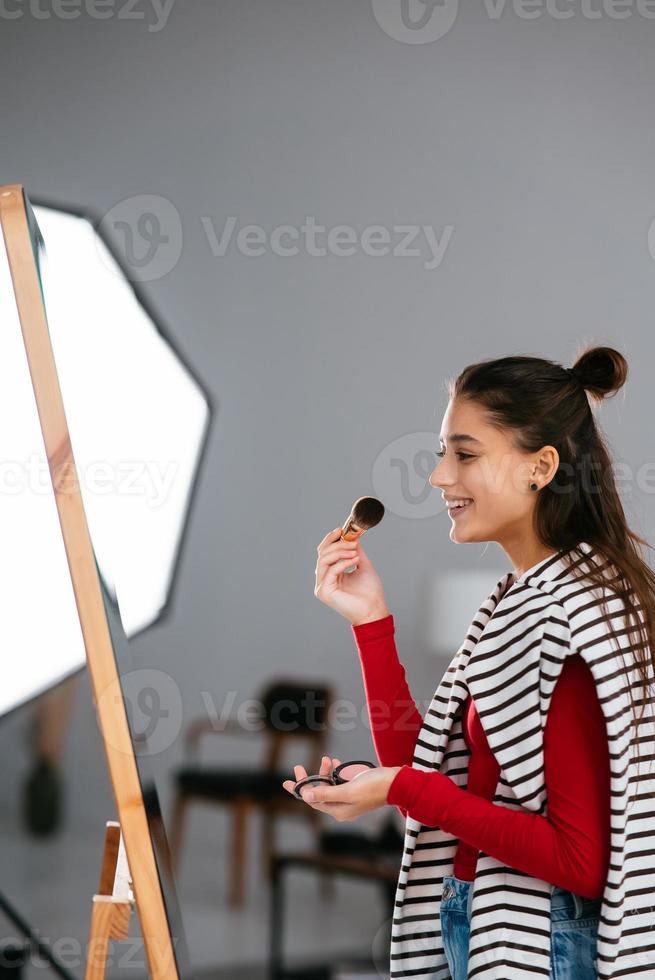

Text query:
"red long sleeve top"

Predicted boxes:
[[351, 613, 611, 899]]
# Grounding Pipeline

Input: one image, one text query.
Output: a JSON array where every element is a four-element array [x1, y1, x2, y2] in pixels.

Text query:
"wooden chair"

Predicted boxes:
[[169, 678, 334, 906], [269, 816, 405, 979]]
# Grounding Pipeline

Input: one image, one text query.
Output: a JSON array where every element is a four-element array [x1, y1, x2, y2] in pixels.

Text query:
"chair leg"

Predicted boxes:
[[229, 800, 250, 907], [319, 867, 336, 901], [168, 792, 188, 873], [262, 807, 276, 881], [307, 807, 335, 900]]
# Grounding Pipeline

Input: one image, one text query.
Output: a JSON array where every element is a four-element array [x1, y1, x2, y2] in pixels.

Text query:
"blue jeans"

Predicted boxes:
[[440, 874, 602, 979]]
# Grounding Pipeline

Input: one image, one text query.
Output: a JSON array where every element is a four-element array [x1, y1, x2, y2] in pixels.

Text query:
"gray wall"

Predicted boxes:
[[1, 0, 655, 955]]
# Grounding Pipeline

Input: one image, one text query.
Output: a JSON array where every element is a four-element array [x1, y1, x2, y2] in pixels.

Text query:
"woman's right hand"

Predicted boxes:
[[314, 527, 390, 626]]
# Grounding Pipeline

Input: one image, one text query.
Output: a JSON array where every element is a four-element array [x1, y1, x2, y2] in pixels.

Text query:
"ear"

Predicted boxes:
[[533, 445, 559, 485]]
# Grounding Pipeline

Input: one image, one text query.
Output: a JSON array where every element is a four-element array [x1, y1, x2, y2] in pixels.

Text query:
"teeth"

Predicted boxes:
[[450, 499, 472, 508]]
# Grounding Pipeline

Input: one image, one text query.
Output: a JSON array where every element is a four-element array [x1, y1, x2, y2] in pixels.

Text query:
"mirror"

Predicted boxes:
[[0, 183, 205, 978]]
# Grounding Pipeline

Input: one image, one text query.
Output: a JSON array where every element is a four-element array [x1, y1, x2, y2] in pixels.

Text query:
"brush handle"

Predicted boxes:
[[341, 525, 363, 574]]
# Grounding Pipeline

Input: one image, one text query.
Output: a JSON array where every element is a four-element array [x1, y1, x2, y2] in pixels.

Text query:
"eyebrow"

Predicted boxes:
[[439, 433, 483, 445]]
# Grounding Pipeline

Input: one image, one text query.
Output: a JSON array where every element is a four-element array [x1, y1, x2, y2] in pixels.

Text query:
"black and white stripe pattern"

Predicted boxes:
[[390, 540, 655, 979]]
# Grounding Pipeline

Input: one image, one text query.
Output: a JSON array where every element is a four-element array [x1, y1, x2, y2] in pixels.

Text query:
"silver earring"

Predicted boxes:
[[530, 482, 538, 491]]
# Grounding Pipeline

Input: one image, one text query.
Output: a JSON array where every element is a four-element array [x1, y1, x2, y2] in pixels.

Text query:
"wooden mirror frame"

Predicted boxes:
[[0, 183, 189, 979]]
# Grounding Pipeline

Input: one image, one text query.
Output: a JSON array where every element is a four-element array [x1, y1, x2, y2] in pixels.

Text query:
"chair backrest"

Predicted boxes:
[[260, 679, 334, 772]]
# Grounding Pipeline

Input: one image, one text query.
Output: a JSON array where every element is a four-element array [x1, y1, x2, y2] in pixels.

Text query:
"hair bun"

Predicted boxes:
[[569, 346, 628, 401]]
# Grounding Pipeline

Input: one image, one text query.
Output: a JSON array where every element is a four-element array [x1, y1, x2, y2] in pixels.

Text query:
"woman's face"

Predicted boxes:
[[429, 398, 557, 547]]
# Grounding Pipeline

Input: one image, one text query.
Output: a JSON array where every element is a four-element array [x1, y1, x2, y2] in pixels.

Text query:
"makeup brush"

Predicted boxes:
[[340, 496, 385, 574]]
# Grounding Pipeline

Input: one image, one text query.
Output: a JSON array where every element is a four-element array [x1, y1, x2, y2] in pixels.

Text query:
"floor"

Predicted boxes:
[[0, 801, 393, 980]]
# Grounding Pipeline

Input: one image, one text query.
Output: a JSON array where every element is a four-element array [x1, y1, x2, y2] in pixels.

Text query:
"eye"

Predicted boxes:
[[434, 450, 474, 461]]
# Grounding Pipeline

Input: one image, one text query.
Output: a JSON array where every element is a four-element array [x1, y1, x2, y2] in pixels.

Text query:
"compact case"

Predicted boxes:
[[292, 760, 375, 800]]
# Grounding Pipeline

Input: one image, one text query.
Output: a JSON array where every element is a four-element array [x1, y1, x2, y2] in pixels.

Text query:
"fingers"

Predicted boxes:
[[314, 528, 365, 598], [316, 526, 359, 565], [282, 757, 338, 799], [321, 556, 360, 581], [282, 759, 329, 799], [317, 527, 345, 554], [315, 544, 359, 574], [318, 533, 359, 556], [303, 783, 348, 805], [282, 758, 353, 819], [315, 549, 359, 584], [282, 766, 310, 799], [314, 546, 360, 595]]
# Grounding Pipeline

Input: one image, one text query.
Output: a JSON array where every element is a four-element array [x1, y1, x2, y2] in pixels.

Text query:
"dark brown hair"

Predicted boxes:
[[447, 345, 654, 771]]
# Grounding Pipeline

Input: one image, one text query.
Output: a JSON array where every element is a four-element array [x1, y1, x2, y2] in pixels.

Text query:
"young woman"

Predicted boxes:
[[282, 345, 655, 980]]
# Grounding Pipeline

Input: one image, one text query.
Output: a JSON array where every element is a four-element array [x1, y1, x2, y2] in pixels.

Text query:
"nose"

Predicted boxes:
[[428, 459, 451, 491]]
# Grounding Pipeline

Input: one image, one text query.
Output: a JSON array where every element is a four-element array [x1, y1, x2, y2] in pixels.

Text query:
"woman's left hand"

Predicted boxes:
[[282, 756, 402, 822]]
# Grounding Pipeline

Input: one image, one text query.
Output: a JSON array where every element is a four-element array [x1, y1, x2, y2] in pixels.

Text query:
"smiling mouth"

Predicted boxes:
[[448, 500, 473, 517]]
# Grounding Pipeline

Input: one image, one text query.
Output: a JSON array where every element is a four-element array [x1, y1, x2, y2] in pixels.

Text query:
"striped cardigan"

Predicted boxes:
[[390, 540, 655, 979]]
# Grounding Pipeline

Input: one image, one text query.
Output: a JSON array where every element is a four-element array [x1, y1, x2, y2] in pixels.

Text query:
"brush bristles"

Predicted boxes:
[[350, 496, 384, 530]]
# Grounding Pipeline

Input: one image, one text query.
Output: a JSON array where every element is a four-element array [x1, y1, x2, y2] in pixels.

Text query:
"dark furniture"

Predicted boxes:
[[268, 819, 403, 980], [170, 679, 334, 906]]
